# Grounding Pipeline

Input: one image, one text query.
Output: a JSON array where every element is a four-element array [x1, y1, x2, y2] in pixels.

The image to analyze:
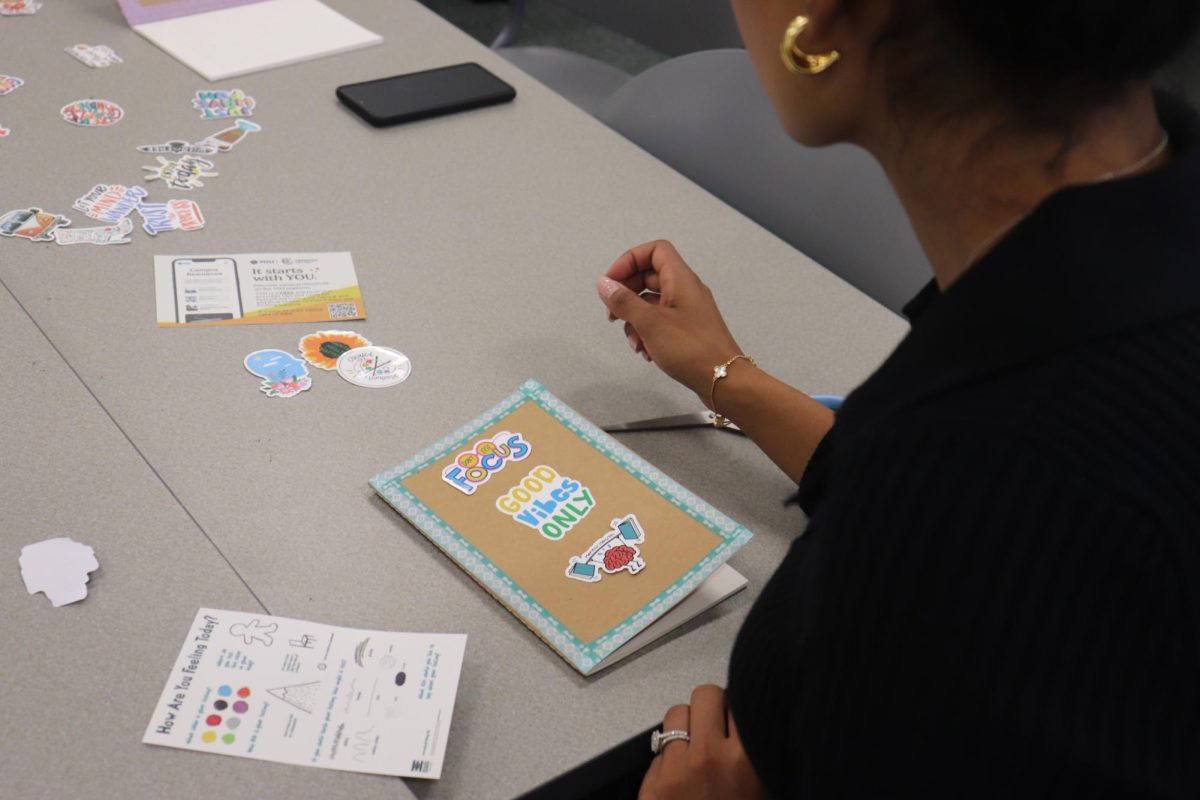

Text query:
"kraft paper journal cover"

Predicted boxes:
[[370, 379, 753, 675], [116, 0, 382, 82]]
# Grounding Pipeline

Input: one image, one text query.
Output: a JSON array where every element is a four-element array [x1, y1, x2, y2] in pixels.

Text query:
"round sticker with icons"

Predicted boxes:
[[335, 346, 412, 388]]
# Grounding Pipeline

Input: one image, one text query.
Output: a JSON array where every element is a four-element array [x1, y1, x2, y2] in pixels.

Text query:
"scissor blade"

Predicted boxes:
[[601, 411, 743, 434]]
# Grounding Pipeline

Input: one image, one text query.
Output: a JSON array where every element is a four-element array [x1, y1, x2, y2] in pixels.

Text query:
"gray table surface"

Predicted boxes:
[[0, 2, 908, 797]]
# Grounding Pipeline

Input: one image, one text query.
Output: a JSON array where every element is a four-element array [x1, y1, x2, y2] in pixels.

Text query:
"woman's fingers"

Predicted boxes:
[[623, 322, 652, 362], [604, 240, 690, 303], [688, 685, 728, 748], [659, 703, 691, 768], [597, 278, 657, 329], [623, 321, 642, 351]]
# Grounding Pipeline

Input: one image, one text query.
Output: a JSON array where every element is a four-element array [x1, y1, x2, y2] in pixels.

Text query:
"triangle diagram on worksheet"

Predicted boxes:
[[267, 681, 321, 714]]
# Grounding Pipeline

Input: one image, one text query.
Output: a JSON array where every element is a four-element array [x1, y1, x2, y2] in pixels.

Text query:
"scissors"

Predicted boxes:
[[601, 395, 844, 435]]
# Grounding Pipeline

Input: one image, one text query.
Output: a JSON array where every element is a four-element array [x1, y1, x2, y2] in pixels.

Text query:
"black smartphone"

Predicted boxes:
[[336, 63, 516, 127]]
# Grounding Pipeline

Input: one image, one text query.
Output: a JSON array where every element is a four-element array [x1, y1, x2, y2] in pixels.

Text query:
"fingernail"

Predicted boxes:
[[598, 277, 621, 298], [627, 333, 639, 353]]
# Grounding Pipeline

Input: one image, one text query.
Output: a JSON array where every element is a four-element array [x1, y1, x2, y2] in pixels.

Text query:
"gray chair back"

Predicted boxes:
[[553, 0, 743, 55], [597, 49, 930, 312], [497, 46, 630, 115]]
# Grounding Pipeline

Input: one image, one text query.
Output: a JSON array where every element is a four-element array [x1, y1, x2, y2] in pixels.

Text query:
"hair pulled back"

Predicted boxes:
[[870, 0, 1200, 129]]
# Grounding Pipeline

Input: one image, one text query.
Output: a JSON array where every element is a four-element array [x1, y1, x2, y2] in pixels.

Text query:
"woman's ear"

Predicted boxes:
[[802, 0, 846, 49]]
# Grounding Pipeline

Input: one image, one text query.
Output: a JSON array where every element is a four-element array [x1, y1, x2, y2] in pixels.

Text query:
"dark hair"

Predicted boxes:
[[869, 0, 1200, 131]]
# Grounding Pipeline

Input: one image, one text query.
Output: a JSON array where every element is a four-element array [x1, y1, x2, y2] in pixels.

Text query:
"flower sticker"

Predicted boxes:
[[298, 330, 372, 370], [244, 349, 313, 399]]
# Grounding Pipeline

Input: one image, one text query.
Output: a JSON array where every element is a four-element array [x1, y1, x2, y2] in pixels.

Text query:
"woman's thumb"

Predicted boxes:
[[597, 277, 652, 327]]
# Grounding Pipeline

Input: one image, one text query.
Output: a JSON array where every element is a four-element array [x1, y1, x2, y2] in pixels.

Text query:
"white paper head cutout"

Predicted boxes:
[[20, 537, 99, 607]]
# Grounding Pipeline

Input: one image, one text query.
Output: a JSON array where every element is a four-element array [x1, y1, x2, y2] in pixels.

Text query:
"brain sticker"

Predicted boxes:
[[565, 515, 647, 583], [603, 545, 638, 572]]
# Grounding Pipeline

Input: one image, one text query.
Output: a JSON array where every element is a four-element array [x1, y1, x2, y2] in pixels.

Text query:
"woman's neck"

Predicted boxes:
[[867, 85, 1168, 290]]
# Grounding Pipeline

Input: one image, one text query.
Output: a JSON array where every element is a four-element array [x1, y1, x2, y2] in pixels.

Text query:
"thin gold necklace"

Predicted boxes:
[[964, 132, 1171, 269]]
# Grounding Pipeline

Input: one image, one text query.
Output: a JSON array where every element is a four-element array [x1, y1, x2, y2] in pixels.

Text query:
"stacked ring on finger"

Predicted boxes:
[[650, 728, 691, 754]]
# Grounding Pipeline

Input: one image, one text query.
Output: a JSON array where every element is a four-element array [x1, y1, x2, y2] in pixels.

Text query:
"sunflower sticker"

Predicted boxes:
[[298, 330, 371, 370]]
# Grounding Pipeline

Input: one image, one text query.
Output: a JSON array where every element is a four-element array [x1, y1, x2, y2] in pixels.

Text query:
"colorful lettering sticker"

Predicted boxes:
[[565, 515, 647, 583], [192, 89, 254, 120], [244, 350, 312, 399], [142, 155, 217, 190], [54, 218, 133, 246], [0, 207, 70, 242], [136, 199, 205, 236], [61, 99, 123, 127], [136, 139, 218, 156], [0, 75, 23, 96], [205, 119, 261, 152], [0, 0, 41, 15], [334, 346, 411, 388], [72, 184, 148, 223], [496, 466, 595, 540], [299, 330, 372, 370], [441, 431, 531, 495], [65, 44, 123, 68]]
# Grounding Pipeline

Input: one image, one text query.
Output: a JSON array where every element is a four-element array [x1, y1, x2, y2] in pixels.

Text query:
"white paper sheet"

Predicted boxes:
[[19, 537, 99, 607], [143, 609, 467, 778], [600, 564, 747, 670], [132, 0, 382, 82]]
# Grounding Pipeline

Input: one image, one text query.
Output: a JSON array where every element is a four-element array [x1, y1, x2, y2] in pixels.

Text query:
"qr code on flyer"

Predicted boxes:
[[327, 302, 359, 319]]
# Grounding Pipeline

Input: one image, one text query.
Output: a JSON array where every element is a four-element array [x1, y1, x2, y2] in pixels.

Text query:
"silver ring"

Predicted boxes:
[[650, 728, 690, 754]]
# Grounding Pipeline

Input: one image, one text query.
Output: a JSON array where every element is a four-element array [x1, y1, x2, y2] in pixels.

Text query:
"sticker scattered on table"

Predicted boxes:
[[335, 346, 411, 389], [192, 88, 254, 119], [65, 44, 123, 68], [143, 609, 466, 778], [20, 537, 99, 607], [565, 515, 647, 583], [55, 218, 134, 246], [245, 349, 313, 398], [73, 183, 148, 222], [137, 139, 218, 156], [143, 155, 217, 190], [299, 330, 371, 370], [205, 119, 260, 151], [0, 0, 40, 15], [0, 75, 23, 95], [61, 99, 123, 127], [0, 125, 9, 138], [137, 199, 204, 236], [1, 207, 71, 241]]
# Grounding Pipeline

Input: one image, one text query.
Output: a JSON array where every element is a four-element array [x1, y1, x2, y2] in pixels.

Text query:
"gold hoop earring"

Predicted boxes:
[[780, 15, 840, 75]]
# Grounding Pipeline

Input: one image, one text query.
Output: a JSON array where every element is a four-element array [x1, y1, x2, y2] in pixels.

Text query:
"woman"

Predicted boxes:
[[596, 1, 1200, 797]]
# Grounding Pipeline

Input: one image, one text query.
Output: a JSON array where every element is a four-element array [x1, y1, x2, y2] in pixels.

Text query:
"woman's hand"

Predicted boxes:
[[598, 240, 743, 402], [640, 685, 767, 800]]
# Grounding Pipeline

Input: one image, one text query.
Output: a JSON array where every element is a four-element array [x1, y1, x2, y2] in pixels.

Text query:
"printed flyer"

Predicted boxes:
[[142, 609, 466, 778], [153, 251, 366, 326]]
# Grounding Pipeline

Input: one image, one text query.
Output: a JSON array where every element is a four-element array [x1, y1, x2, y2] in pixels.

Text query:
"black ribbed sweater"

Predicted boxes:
[[726, 97, 1200, 798]]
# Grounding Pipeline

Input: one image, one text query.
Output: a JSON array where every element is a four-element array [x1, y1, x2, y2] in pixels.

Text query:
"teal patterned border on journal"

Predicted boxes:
[[369, 379, 753, 675]]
